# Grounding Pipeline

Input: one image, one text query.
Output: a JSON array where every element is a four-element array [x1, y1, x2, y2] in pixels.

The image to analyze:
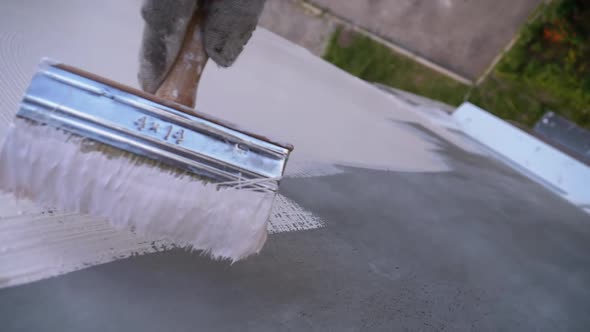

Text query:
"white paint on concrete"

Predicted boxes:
[[284, 160, 345, 178], [454, 102, 590, 214], [199, 29, 461, 173]]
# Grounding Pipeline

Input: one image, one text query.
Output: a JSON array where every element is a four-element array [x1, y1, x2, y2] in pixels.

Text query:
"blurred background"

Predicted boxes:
[[260, 0, 589, 132]]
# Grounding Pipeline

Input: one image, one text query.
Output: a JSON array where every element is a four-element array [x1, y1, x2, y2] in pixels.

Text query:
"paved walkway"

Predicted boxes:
[[261, 0, 543, 80], [259, 0, 337, 56]]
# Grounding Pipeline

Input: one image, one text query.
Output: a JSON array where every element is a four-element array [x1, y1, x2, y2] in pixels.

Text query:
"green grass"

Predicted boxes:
[[490, 0, 590, 127], [323, 28, 469, 106], [323, 0, 590, 129], [466, 75, 543, 127]]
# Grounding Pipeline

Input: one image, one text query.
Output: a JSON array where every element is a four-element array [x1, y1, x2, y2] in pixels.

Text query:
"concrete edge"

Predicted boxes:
[[453, 102, 590, 214], [374, 83, 456, 114]]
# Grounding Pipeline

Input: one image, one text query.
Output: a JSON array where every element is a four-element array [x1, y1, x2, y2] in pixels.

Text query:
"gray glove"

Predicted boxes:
[[138, 0, 266, 93]]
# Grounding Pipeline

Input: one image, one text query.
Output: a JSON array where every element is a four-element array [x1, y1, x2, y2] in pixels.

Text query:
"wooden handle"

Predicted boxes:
[[155, 9, 208, 109]]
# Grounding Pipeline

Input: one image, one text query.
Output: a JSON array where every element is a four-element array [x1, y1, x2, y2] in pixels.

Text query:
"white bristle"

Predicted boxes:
[[0, 119, 276, 262]]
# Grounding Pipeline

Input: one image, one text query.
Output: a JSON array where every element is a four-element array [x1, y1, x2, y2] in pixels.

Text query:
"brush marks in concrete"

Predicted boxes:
[[0, 193, 172, 288], [0, 191, 322, 288], [269, 194, 325, 234]]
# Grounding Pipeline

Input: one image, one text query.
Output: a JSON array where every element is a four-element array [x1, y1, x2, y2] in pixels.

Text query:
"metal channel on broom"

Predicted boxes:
[[17, 63, 290, 192]]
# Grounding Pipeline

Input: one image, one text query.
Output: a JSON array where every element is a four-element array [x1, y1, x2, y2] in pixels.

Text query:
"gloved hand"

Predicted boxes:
[[138, 0, 266, 93]]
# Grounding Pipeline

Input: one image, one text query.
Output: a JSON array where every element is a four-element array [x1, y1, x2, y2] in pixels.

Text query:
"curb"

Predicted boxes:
[[454, 103, 590, 214]]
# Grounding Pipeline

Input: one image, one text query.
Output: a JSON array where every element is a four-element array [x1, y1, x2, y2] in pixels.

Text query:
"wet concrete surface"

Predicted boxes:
[[309, 0, 543, 79], [1, 126, 590, 331]]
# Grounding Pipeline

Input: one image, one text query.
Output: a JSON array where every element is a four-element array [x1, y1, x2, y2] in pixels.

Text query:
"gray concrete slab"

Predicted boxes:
[[1, 125, 589, 331], [259, 0, 337, 56], [309, 0, 543, 79]]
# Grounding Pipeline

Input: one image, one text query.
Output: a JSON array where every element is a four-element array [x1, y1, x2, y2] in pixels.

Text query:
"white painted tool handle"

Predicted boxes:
[[155, 8, 208, 110]]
